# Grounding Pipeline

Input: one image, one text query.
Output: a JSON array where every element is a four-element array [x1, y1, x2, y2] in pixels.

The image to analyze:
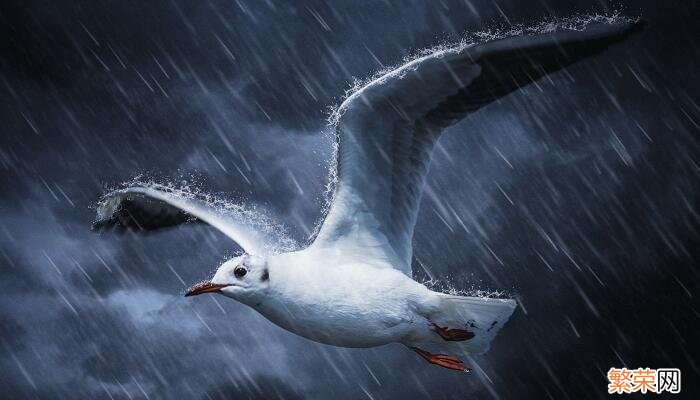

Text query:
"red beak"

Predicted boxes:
[[185, 281, 230, 297]]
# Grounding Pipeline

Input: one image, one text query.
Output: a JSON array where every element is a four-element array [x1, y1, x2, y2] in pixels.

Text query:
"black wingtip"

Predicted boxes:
[[629, 19, 648, 35], [91, 220, 105, 231]]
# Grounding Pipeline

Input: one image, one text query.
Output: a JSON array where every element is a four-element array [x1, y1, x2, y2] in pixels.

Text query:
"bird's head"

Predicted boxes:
[[185, 254, 270, 302]]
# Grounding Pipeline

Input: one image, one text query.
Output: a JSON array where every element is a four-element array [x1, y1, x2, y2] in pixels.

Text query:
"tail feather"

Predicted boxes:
[[408, 294, 517, 355]]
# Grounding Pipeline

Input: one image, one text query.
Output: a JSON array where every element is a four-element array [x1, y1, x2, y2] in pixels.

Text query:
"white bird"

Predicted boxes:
[[94, 20, 644, 372]]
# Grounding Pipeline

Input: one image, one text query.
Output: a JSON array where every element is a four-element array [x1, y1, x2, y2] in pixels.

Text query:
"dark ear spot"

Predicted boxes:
[[261, 268, 269, 282]]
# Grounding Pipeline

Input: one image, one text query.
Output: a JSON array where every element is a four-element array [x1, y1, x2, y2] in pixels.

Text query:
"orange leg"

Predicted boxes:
[[430, 323, 475, 341], [410, 347, 472, 372]]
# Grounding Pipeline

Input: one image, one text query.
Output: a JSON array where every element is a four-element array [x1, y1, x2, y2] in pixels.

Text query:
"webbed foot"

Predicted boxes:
[[410, 347, 472, 372], [430, 322, 475, 341]]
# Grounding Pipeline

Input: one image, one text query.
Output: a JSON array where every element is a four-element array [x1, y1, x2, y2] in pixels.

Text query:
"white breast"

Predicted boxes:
[[255, 256, 434, 348]]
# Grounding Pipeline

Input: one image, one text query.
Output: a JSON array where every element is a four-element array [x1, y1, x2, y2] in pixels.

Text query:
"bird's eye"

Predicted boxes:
[[234, 266, 247, 278]]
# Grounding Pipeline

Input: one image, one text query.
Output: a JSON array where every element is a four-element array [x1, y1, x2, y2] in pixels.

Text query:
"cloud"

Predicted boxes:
[[203, 375, 303, 400], [1, 0, 699, 399]]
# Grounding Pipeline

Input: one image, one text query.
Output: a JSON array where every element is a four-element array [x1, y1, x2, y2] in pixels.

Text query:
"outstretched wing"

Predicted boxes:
[[311, 20, 645, 274], [93, 186, 278, 255]]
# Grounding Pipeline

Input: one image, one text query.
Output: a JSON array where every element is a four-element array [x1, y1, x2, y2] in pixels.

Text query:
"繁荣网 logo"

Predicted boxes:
[[607, 367, 680, 394]]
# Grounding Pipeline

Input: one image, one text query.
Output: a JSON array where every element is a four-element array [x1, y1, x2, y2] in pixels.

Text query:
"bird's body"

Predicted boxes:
[[197, 249, 518, 361], [252, 249, 435, 348], [94, 18, 645, 372]]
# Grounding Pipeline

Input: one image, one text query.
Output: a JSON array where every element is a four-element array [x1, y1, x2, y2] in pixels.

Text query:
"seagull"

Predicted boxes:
[[94, 20, 644, 372]]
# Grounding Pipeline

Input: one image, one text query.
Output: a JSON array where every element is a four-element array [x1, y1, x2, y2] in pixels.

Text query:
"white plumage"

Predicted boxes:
[[94, 20, 644, 371]]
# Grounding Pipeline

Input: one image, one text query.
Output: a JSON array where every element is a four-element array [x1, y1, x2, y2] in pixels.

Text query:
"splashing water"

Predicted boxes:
[[327, 12, 638, 128], [422, 277, 513, 298]]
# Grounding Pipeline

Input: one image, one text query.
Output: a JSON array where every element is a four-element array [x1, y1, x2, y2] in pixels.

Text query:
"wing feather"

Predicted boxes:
[[311, 20, 645, 274], [93, 186, 282, 255]]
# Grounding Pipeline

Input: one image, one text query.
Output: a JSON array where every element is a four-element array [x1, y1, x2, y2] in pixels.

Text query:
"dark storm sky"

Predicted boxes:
[[1, 1, 699, 399]]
